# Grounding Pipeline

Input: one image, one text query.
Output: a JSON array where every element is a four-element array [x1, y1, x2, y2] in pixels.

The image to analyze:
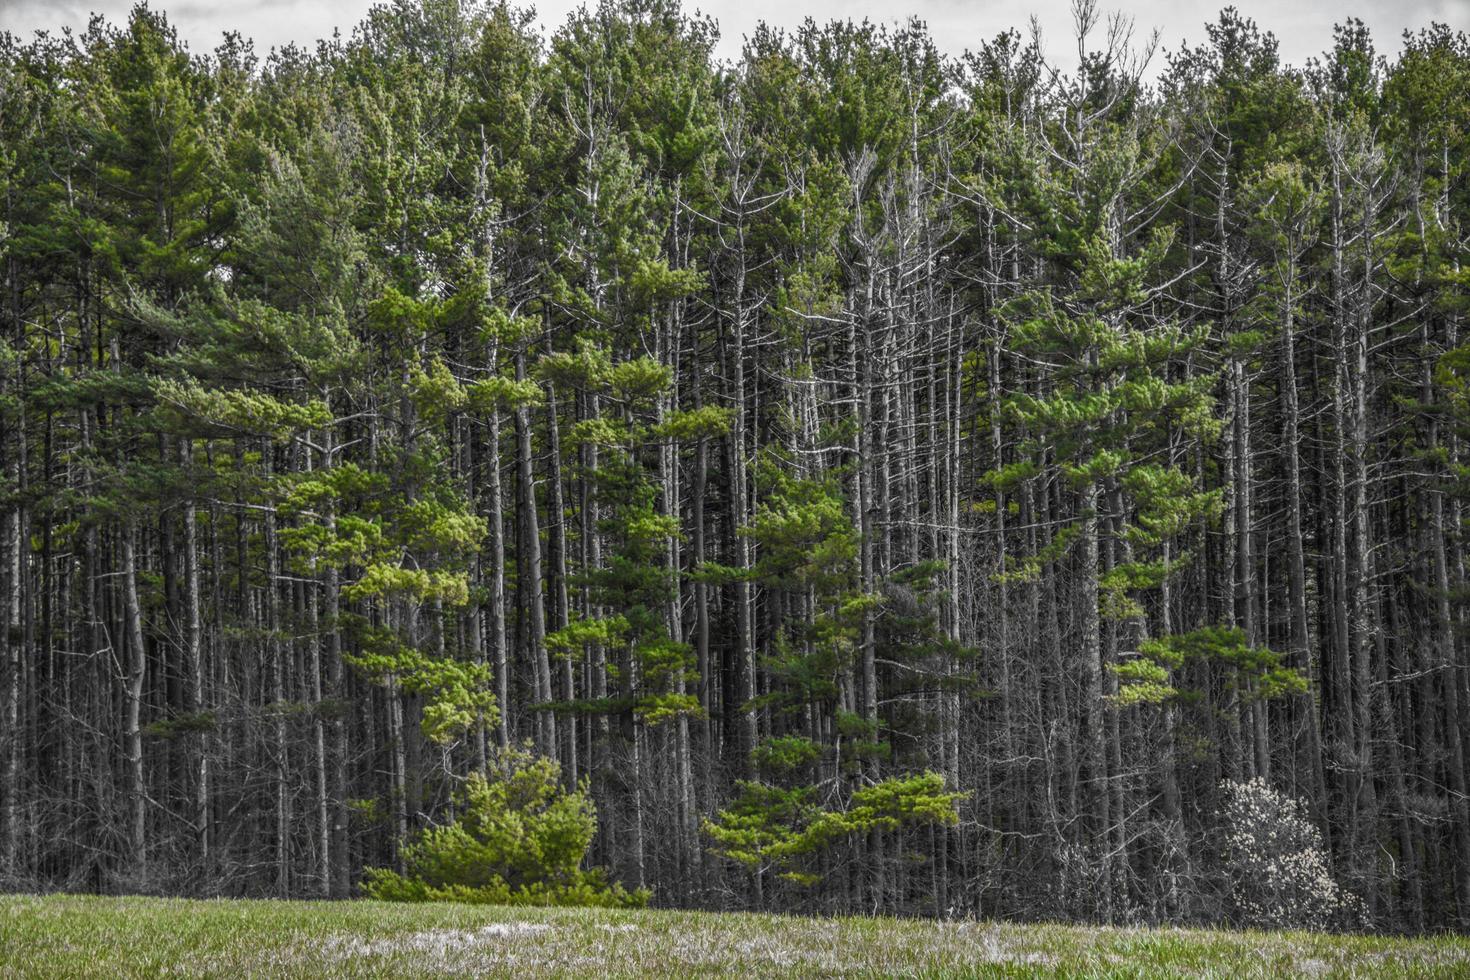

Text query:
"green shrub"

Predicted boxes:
[[362, 745, 648, 908]]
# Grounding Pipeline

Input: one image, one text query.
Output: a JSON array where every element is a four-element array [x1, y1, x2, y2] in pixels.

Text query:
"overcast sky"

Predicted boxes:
[[2, 0, 1467, 72]]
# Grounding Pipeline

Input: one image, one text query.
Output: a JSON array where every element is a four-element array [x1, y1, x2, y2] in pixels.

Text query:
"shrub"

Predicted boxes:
[[1218, 777, 1363, 930], [362, 745, 647, 908]]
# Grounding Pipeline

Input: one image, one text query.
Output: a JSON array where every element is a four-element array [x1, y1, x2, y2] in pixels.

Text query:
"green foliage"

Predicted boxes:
[[992, 209, 1219, 628], [1111, 626, 1308, 707], [143, 711, 217, 739], [703, 771, 964, 882], [408, 357, 469, 422], [152, 379, 333, 440], [732, 461, 873, 720], [466, 374, 544, 411], [363, 745, 646, 907], [751, 735, 823, 775], [653, 405, 733, 440], [345, 624, 498, 744], [6, 0, 1468, 928]]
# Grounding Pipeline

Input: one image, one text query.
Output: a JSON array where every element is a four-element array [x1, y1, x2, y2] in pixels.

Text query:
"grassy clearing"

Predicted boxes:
[[1, 894, 1468, 978]]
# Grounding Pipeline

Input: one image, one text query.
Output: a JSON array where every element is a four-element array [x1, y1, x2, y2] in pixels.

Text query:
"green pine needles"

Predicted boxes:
[[362, 745, 648, 908]]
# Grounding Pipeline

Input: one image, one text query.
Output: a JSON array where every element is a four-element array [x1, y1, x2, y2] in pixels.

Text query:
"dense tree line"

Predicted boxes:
[[2, 0, 1469, 931]]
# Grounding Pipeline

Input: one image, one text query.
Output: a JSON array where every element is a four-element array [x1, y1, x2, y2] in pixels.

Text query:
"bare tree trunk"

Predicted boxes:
[[263, 452, 290, 897], [1428, 371, 1470, 925], [544, 378, 576, 781], [487, 402, 510, 751], [121, 523, 147, 878], [515, 352, 554, 758], [1279, 273, 1329, 835], [726, 244, 758, 770], [1080, 477, 1111, 922], [3, 452, 21, 880]]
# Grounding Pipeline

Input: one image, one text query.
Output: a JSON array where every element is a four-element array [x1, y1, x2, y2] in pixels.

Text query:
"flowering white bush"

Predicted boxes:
[[1218, 777, 1363, 930]]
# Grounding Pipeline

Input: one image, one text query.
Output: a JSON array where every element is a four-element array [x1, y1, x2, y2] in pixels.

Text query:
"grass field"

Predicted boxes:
[[2, 894, 1469, 978]]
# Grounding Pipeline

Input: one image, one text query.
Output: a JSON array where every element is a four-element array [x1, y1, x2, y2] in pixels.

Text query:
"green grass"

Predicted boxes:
[[2, 894, 1468, 978]]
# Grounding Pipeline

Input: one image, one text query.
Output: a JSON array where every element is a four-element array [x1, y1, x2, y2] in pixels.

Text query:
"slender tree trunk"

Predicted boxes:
[[121, 523, 147, 878], [515, 352, 554, 758]]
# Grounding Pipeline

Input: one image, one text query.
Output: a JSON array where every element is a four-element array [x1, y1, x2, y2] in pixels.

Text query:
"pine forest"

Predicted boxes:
[[3, 0, 1470, 934]]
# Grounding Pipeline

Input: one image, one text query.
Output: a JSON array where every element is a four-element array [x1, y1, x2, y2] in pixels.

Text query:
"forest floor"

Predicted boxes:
[[2, 893, 1469, 978]]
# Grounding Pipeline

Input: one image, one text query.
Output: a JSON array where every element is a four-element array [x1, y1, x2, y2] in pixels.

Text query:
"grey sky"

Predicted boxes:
[[1, 0, 1466, 72]]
